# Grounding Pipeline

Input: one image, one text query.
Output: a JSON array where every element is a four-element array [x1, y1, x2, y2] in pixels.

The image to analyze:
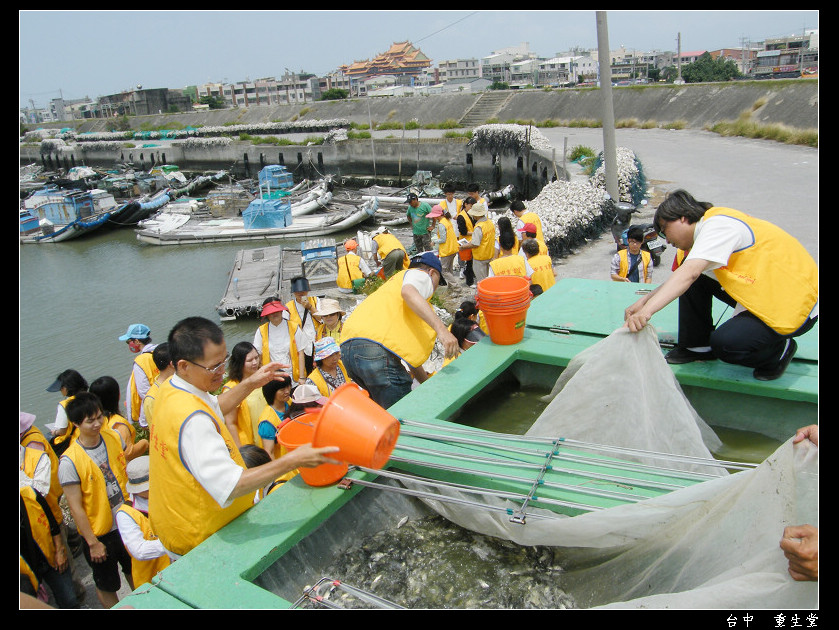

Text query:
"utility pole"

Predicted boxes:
[[675, 33, 684, 84], [596, 11, 618, 202]]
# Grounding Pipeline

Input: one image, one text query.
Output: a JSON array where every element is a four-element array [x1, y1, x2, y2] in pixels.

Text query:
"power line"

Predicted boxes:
[[414, 11, 480, 44]]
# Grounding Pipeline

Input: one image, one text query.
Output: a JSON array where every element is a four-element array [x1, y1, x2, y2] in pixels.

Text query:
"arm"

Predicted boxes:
[[217, 361, 290, 416], [401, 283, 458, 358], [63, 483, 107, 563], [624, 258, 708, 332], [229, 444, 341, 500]]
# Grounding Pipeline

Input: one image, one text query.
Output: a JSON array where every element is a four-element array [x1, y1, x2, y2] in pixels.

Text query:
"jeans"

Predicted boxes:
[[340, 339, 413, 409]]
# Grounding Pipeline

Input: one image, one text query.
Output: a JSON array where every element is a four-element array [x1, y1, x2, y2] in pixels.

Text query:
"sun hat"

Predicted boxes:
[[410, 252, 447, 285], [468, 202, 488, 217], [292, 383, 328, 406], [119, 323, 151, 341], [261, 300, 288, 317], [313, 298, 345, 318], [372, 226, 389, 236], [427, 204, 444, 218], [344, 239, 358, 251], [125, 455, 151, 494], [290, 276, 310, 294], [20, 412, 36, 435], [314, 336, 341, 362]]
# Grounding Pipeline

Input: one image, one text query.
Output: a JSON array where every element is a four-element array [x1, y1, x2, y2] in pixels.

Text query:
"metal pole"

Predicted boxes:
[[596, 11, 619, 201]]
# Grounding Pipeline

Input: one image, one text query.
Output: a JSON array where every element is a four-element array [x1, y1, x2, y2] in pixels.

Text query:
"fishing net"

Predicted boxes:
[[407, 326, 818, 609]]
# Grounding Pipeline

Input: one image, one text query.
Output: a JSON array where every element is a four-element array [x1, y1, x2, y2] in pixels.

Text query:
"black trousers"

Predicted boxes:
[[678, 274, 816, 370]]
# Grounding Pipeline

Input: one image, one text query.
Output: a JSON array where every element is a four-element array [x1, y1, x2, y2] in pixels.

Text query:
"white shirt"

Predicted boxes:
[[115, 495, 168, 561], [289, 298, 321, 355], [19, 444, 51, 496], [253, 314, 308, 367], [403, 268, 434, 300], [128, 343, 158, 428]]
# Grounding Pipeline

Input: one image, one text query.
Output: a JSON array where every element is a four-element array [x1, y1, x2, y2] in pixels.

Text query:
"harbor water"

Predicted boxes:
[[19, 226, 360, 435]]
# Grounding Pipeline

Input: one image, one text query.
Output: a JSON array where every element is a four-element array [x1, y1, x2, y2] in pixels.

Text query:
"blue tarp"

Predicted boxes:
[[242, 198, 292, 230]]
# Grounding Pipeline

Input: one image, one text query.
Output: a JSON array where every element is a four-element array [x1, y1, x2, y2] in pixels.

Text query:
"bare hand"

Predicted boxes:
[[89, 539, 107, 563], [793, 425, 819, 447], [439, 329, 459, 358], [780, 524, 818, 581], [252, 361, 291, 387], [289, 443, 342, 468]]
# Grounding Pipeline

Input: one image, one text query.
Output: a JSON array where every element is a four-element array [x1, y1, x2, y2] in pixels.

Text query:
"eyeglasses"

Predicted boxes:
[[184, 353, 229, 375]]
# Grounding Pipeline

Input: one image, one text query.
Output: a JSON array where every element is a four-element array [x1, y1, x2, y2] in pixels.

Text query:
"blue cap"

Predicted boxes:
[[119, 323, 151, 341], [410, 252, 446, 285]]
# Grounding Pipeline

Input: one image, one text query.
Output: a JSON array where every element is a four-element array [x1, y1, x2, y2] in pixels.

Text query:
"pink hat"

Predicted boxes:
[[20, 412, 36, 435], [261, 300, 288, 317], [427, 204, 444, 218]]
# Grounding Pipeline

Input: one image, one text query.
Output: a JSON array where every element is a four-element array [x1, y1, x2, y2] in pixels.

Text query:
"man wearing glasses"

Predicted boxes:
[[624, 190, 817, 381], [148, 316, 339, 559]]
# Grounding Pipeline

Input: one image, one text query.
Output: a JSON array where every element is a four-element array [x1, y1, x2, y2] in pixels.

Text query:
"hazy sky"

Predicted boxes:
[[19, 10, 818, 108]]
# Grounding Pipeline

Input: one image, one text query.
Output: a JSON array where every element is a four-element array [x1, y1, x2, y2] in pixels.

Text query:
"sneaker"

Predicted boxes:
[[753, 339, 798, 381], [665, 347, 716, 364]]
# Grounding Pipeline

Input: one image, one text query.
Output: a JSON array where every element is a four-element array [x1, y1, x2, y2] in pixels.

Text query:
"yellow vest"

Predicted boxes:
[[21, 485, 57, 568], [520, 211, 545, 244], [116, 504, 171, 587], [130, 351, 159, 423], [437, 217, 459, 258], [528, 254, 556, 291], [473, 218, 496, 261], [617, 248, 652, 281], [148, 379, 253, 557], [317, 323, 344, 346], [20, 555, 39, 592], [440, 198, 462, 218], [255, 406, 298, 483], [702, 207, 818, 335], [490, 254, 528, 278], [307, 362, 350, 397], [373, 233, 409, 268], [286, 296, 323, 340], [60, 428, 129, 537], [107, 412, 136, 447], [142, 376, 171, 430], [337, 252, 363, 289], [20, 427, 63, 524], [52, 397, 79, 447], [259, 320, 304, 382], [221, 379, 256, 446], [341, 270, 437, 368]]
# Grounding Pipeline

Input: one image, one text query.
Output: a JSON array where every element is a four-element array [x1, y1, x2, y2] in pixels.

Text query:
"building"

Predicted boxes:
[[480, 43, 537, 85], [753, 30, 818, 78], [538, 55, 598, 86], [98, 88, 193, 116], [338, 41, 432, 96], [437, 58, 481, 83]]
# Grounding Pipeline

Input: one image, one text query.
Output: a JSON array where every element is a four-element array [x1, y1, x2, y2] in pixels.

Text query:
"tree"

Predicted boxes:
[[199, 95, 226, 109], [319, 88, 349, 101], [489, 81, 509, 90], [681, 52, 741, 83]]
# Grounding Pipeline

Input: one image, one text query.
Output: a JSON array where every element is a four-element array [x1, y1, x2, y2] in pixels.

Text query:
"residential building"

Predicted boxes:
[[754, 29, 818, 78], [437, 58, 481, 82]]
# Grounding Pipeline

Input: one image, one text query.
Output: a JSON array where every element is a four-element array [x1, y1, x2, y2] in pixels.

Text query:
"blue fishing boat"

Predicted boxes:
[[20, 187, 121, 243]]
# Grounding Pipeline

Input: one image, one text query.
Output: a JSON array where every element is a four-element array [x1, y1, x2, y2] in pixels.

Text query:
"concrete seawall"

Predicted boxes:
[[21, 81, 817, 195]]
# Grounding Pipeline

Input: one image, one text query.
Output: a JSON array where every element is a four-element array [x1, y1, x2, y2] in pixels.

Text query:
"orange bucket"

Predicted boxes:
[[476, 276, 530, 300], [278, 415, 348, 487], [479, 301, 530, 345], [312, 383, 400, 469]]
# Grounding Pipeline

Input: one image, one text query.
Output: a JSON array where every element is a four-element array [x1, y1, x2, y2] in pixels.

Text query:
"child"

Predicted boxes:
[[58, 391, 133, 609]]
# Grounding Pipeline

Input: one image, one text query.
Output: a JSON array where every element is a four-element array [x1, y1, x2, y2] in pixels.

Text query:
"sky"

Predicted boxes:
[[19, 10, 819, 108]]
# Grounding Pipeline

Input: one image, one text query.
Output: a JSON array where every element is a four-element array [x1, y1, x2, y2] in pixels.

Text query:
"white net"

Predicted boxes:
[[409, 326, 818, 608]]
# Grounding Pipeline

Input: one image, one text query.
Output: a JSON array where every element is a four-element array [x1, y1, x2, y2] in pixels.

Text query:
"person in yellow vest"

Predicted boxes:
[[439, 183, 463, 275], [143, 343, 175, 430], [521, 238, 557, 292], [439, 318, 487, 370], [115, 456, 170, 590], [90, 375, 149, 463], [255, 375, 294, 460], [222, 341, 266, 449], [429, 204, 460, 286], [148, 316, 339, 560], [459, 202, 495, 283], [337, 239, 373, 292], [371, 226, 410, 278], [511, 200, 546, 247], [58, 391, 133, 609], [489, 230, 528, 278], [518, 222, 549, 257], [286, 276, 323, 381], [307, 336, 351, 397], [254, 298, 308, 384], [340, 252, 458, 408], [313, 298, 346, 345], [46, 369, 88, 455], [456, 196, 477, 286], [119, 323, 159, 429], [20, 481, 79, 608], [610, 226, 653, 284], [624, 190, 818, 381], [494, 216, 520, 257], [451, 300, 489, 337]]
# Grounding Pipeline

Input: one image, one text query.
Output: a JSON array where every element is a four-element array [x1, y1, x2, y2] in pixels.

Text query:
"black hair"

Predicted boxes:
[[152, 343, 171, 371], [262, 376, 292, 405], [626, 226, 645, 242], [462, 196, 476, 206], [168, 316, 225, 365], [88, 376, 121, 417], [228, 341, 258, 383], [499, 230, 516, 251], [509, 200, 526, 213], [467, 183, 480, 193], [262, 296, 281, 306], [451, 317, 479, 348], [54, 369, 88, 396], [239, 444, 271, 469], [521, 239, 540, 257], [530, 284, 544, 297], [443, 183, 456, 193], [66, 391, 104, 426], [653, 189, 713, 232], [454, 300, 478, 321]]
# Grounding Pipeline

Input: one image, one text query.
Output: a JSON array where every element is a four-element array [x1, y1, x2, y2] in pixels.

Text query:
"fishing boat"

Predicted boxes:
[[107, 188, 174, 227], [134, 196, 379, 245], [116, 277, 817, 610], [19, 187, 121, 243]]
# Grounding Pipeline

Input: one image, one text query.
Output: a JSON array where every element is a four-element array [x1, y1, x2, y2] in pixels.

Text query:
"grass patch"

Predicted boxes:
[[707, 112, 817, 147]]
